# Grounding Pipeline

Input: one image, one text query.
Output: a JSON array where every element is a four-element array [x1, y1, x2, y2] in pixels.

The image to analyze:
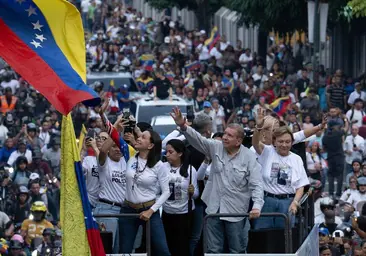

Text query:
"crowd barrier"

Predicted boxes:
[[94, 213, 151, 256], [94, 191, 316, 255]]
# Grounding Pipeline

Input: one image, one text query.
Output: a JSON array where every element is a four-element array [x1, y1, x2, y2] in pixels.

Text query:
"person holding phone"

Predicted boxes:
[[119, 129, 171, 255], [162, 139, 198, 256], [252, 108, 309, 229], [94, 124, 128, 253]]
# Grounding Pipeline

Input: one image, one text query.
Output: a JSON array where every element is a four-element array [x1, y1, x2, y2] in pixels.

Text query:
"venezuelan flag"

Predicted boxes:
[[204, 26, 221, 52], [165, 72, 175, 82], [222, 77, 235, 92], [140, 54, 154, 71], [0, 0, 100, 115], [185, 61, 201, 71], [270, 96, 291, 116], [136, 76, 154, 91], [61, 114, 105, 256]]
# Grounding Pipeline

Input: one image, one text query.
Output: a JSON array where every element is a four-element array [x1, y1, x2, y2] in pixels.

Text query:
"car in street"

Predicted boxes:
[[86, 71, 138, 91], [150, 115, 178, 139], [131, 95, 192, 124]]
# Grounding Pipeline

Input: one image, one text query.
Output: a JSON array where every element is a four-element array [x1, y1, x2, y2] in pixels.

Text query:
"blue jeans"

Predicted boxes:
[[81, 12, 88, 30], [189, 200, 204, 255], [94, 202, 120, 253], [206, 216, 247, 253], [253, 195, 294, 229], [119, 205, 170, 256]]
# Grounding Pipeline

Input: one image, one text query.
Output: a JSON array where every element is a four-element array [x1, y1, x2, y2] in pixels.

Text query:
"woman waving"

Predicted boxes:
[[252, 108, 309, 229]]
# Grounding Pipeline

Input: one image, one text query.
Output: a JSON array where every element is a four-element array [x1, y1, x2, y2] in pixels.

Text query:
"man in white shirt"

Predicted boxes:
[[239, 48, 253, 70], [346, 98, 365, 127], [252, 65, 268, 89], [348, 82, 366, 106], [347, 177, 366, 209], [7, 140, 32, 166], [196, 43, 211, 62], [171, 107, 264, 254], [80, 0, 90, 29], [344, 125, 365, 172], [0, 72, 19, 94], [38, 120, 51, 148]]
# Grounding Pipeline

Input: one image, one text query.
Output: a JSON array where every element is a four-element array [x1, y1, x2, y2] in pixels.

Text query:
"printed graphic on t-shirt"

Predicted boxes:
[[168, 177, 183, 201], [111, 170, 126, 185], [270, 163, 292, 187], [91, 166, 99, 178]]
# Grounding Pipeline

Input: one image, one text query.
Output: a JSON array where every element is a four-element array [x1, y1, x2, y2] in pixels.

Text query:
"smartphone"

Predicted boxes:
[[123, 108, 130, 119], [86, 129, 96, 139], [186, 105, 194, 122]]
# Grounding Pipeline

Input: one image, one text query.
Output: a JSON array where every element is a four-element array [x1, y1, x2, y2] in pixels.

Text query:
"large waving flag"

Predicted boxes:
[[61, 114, 105, 256], [0, 0, 100, 115], [140, 54, 155, 71], [205, 26, 221, 52], [270, 96, 291, 116]]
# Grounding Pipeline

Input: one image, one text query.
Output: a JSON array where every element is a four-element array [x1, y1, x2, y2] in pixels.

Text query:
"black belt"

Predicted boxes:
[[99, 198, 123, 207], [264, 191, 295, 199]]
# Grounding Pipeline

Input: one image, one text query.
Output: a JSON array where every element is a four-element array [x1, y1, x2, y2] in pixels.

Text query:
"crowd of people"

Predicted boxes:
[[0, 0, 364, 255]]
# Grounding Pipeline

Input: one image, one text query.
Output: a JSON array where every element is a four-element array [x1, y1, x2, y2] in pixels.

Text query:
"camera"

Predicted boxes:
[[242, 127, 253, 148], [122, 108, 136, 133]]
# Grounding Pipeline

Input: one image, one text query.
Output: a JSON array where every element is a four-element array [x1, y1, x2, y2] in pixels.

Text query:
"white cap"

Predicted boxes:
[[164, 37, 170, 44], [29, 173, 40, 180], [200, 30, 206, 35], [169, 21, 175, 28]]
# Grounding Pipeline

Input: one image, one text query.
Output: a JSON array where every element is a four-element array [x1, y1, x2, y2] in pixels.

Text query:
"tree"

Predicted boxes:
[[146, 0, 223, 31], [226, 0, 349, 34], [347, 0, 366, 18]]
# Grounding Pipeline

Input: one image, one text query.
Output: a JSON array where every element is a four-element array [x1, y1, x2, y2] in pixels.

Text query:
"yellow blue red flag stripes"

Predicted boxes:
[[61, 114, 105, 256], [204, 26, 220, 51], [0, 0, 100, 114], [270, 96, 291, 116]]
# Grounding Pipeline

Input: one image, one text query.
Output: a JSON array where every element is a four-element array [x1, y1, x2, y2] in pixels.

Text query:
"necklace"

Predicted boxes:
[[170, 164, 182, 174], [132, 156, 147, 191]]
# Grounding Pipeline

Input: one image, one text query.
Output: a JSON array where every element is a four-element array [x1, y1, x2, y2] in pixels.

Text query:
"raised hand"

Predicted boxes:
[[256, 108, 266, 128], [170, 107, 186, 128]]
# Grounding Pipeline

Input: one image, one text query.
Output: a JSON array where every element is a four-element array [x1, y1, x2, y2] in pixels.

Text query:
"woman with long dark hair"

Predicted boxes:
[[162, 139, 198, 256], [119, 129, 171, 255]]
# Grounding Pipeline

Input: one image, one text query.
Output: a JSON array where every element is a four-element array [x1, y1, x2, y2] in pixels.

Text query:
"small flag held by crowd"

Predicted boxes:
[[184, 61, 201, 71], [140, 54, 155, 71], [165, 72, 175, 82], [270, 96, 291, 116], [205, 26, 220, 52], [222, 77, 235, 92]]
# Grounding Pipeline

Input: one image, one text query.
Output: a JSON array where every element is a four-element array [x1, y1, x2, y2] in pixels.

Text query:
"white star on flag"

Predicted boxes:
[[30, 40, 42, 48], [32, 21, 43, 31], [35, 34, 46, 42], [25, 5, 37, 17], [15, 0, 25, 4]]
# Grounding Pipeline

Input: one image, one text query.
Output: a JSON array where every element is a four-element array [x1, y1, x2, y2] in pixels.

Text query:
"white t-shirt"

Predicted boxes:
[[98, 156, 127, 204], [239, 53, 252, 68], [257, 145, 309, 195], [162, 162, 199, 214], [7, 150, 32, 166], [38, 131, 50, 146], [125, 157, 170, 212], [196, 44, 210, 61], [0, 80, 19, 94], [346, 108, 364, 127], [340, 188, 358, 202], [346, 191, 366, 208], [348, 91, 366, 105], [82, 156, 100, 207], [81, 0, 90, 13]]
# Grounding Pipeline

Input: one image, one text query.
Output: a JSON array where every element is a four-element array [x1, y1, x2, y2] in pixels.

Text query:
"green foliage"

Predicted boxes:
[[225, 0, 350, 33], [348, 0, 366, 18]]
